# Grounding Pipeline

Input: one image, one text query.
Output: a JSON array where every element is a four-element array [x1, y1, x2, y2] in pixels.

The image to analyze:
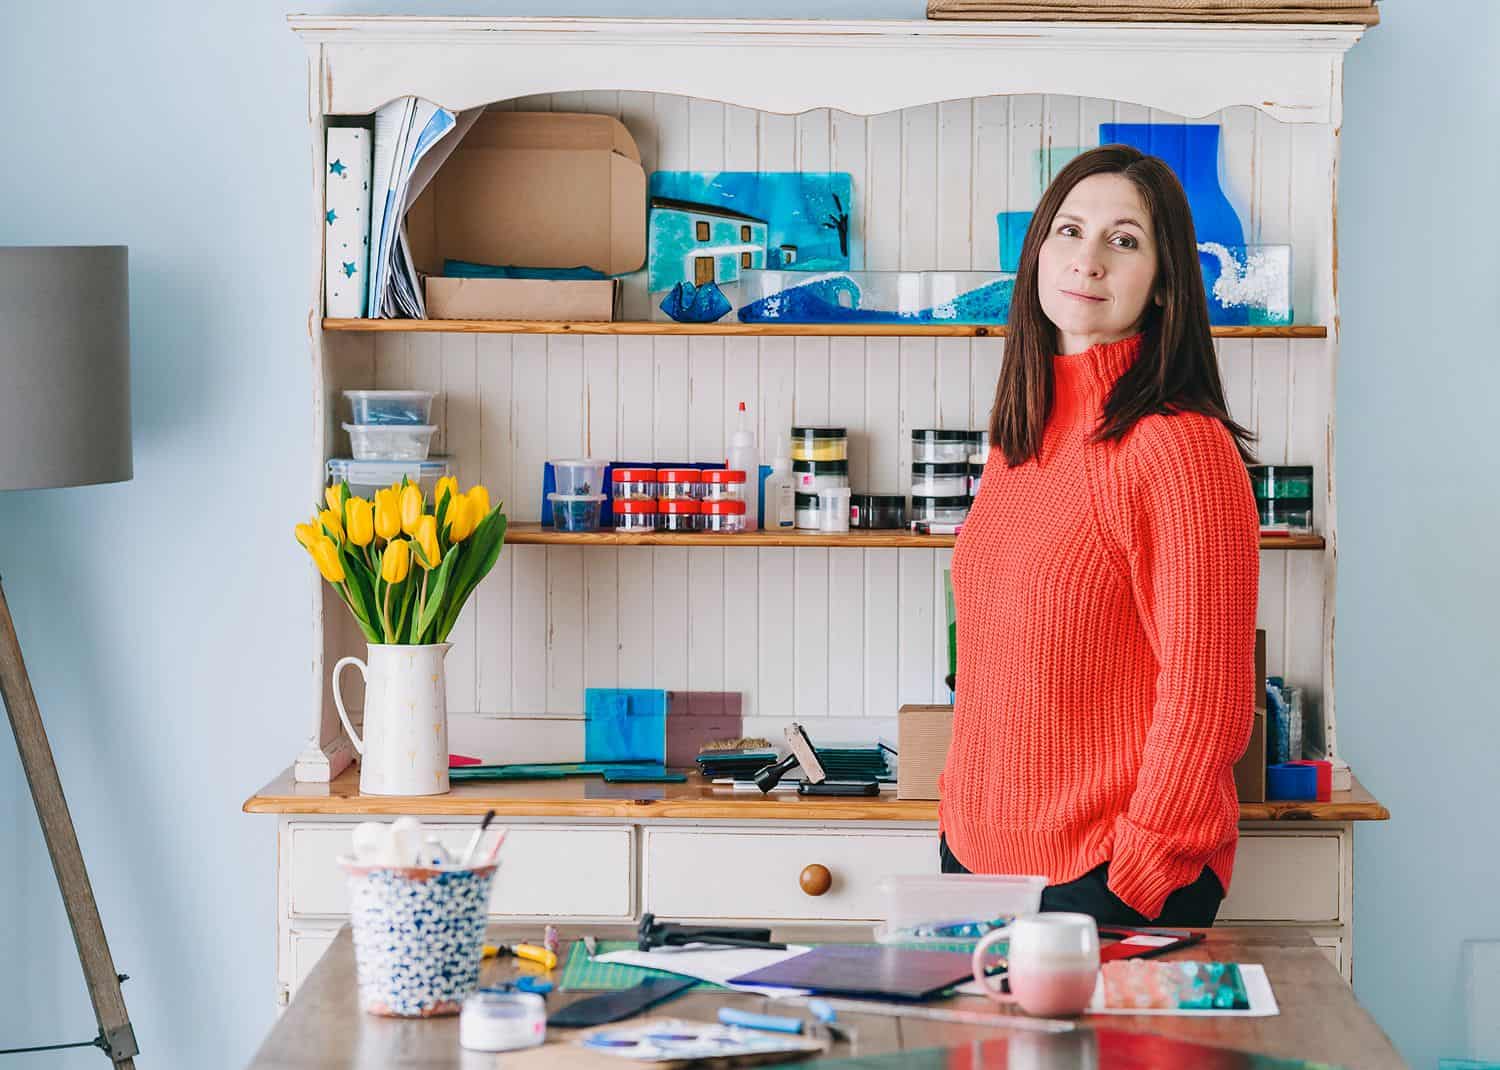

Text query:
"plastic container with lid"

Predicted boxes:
[[344, 390, 436, 427], [818, 486, 852, 533], [701, 499, 747, 533], [791, 426, 848, 463], [873, 874, 1048, 945], [547, 493, 606, 532], [344, 423, 438, 461], [911, 461, 970, 498], [611, 467, 658, 501], [850, 493, 906, 530], [657, 468, 704, 500], [1259, 498, 1314, 534], [968, 454, 986, 498], [1248, 464, 1314, 501], [326, 458, 450, 501], [794, 492, 822, 531], [552, 458, 609, 497], [911, 495, 970, 527], [700, 469, 747, 502], [792, 458, 850, 495], [613, 498, 658, 532], [912, 429, 978, 464], [657, 498, 701, 532]]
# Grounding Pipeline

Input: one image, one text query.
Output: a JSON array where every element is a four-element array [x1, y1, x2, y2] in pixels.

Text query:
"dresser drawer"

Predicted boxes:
[[287, 823, 634, 919], [1219, 834, 1342, 922], [644, 828, 938, 921]]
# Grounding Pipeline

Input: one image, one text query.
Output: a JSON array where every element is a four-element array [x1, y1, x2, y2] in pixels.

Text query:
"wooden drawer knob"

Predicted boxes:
[[799, 863, 832, 896]]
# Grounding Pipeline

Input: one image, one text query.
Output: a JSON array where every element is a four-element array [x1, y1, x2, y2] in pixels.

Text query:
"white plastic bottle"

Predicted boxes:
[[763, 451, 796, 530], [728, 401, 760, 530]]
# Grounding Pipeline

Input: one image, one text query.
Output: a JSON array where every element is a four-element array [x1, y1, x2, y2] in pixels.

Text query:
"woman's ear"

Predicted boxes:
[[1153, 289, 1166, 307]]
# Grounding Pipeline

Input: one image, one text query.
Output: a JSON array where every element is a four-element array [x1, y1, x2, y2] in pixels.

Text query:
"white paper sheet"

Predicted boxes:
[[596, 943, 813, 999]]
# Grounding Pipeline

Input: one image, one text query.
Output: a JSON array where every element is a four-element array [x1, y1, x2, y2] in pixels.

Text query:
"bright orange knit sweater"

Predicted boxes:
[[939, 333, 1260, 921]]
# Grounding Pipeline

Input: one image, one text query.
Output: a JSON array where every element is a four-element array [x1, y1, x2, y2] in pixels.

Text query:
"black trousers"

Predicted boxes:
[[938, 835, 1224, 927]]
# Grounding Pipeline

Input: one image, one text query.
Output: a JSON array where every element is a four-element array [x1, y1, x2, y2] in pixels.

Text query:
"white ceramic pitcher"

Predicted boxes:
[[333, 643, 452, 796]]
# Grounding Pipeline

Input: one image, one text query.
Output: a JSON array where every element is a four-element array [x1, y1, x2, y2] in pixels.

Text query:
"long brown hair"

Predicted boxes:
[[989, 144, 1255, 467]]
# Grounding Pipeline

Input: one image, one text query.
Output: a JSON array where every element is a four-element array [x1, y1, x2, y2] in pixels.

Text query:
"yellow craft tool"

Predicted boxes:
[[483, 943, 558, 971]]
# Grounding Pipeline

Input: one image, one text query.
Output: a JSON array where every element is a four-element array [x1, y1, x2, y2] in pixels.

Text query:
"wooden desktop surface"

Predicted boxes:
[[247, 925, 1405, 1069]]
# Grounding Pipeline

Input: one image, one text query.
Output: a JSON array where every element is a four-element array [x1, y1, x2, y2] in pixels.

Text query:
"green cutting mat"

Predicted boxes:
[[558, 940, 976, 992]]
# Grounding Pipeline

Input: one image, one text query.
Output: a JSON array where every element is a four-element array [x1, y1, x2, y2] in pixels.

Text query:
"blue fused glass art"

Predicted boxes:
[[735, 270, 1014, 324], [658, 280, 732, 323], [585, 688, 667, 764]]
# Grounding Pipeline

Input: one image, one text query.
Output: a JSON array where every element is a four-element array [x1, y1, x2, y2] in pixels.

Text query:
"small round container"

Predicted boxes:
[[792, 426, 848, 463], [968, 454, 986, 498], [613, 498, 658, 532], [911, 495, 971, 527], [975, 429, 991, 458], [700, 468, 747, 501], [794, 492, 822, 530], [1249, 464, 1314, 501], [459, 990, 546, 1053], [793, 458, 850, 495], [548, 493, 606, 532], [657, 498, 701, 532], [343, 423, 438, 461], [552, 458, 609, 497], [701, 499, 747, 533], [345, 390, 436, 427], [911, 462, 970, 498], [1259, 498, 1314, 534], [819, 486, 852, 533], [851, 493, 906, 530], [912, 429, 977, 464], [657, 468, 704, 500], [611, 467, 658, 501]]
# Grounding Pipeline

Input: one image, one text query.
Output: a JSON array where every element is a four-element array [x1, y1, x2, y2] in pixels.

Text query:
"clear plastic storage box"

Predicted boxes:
[[874, 874, 1048, 945], [344, 390, 436, 426], [548, 493, 606, 532], [326, 458, 450, 500], [343, 423, 438, 461]]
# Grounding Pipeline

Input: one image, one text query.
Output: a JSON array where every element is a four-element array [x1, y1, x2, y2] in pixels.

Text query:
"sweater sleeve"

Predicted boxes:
[[1105, 413, 1260, 920]]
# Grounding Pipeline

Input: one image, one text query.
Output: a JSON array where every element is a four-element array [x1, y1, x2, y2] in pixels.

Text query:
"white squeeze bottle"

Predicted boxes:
[[765, 451, 796, 529], [728, 401, 760, 530]]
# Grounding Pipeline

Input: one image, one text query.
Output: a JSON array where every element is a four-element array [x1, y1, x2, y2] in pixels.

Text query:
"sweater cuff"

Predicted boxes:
[[1108, 815, 1206, 921]]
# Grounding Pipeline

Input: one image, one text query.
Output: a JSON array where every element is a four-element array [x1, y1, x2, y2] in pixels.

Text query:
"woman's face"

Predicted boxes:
[[1037, 172, 1160, 356]]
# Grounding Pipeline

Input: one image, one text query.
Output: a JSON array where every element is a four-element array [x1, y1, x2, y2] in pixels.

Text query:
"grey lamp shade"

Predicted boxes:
[[0, 246, 132, 491]]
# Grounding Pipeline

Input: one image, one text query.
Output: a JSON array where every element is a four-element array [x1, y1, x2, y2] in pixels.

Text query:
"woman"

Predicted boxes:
[[938, 145, 1260, 927]]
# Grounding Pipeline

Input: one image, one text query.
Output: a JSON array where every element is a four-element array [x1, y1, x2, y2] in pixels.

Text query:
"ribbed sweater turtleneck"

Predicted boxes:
[[939, 333, 1260, 920]]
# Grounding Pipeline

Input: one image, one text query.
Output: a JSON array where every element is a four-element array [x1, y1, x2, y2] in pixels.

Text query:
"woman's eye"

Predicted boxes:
[[1112, 234, 1138, 249], [1057, 224, 1080, 237]]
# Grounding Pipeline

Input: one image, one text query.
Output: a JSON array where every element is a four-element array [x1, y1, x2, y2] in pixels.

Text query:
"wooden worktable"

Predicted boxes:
[[247, 925, 1405, 1069], [244, 767, 1389, 823]]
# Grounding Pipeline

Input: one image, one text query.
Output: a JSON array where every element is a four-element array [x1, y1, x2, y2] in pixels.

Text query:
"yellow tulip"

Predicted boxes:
[[446, 492, 475, 543], [310, 535, 345, 583], [467, 485, 491, 521], [435, 476, 459, 510], [381, 538, 411, 584], [344, 497, 374, 547], [319, 507, 344, 542], [294, 521, 318, 549], [414, 515, 441, 569], [400, 483, 424, 536], [374, 487, 401, 541], [325, 485, 343, 514]]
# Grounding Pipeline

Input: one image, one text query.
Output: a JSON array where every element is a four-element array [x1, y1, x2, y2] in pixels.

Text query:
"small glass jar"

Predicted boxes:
[[701, 499, 747, 533], [657, 468, 704, 500], [850, 493, 906, 530], [793, 459, 850, 495], [911, 462, 969, 498], [791, 426, 848, 463], [1249, 464, 1314, 501], [657, 498, 701, 532], [794, 492, 822, 530], [611, 467, 658, 501], [700, 468, 747, 501], [910, 494, 971, 528], [911, 429, 977, 464], [613, 498, 658, 532], [1259, 498, 1314, 534], [818, 486, 852, 533]]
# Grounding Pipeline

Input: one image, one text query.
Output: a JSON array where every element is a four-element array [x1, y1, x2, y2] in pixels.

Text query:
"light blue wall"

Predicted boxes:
[[0, 2, 1489, 1067]]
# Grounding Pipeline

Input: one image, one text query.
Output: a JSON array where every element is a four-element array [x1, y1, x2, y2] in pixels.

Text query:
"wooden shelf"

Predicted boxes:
[[324, 318, 1328, 339], [504, 522, 1325, 551]]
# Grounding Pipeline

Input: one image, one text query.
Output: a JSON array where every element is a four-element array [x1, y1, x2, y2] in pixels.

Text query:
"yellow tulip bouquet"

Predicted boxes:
[[295, 477, 507, 645]]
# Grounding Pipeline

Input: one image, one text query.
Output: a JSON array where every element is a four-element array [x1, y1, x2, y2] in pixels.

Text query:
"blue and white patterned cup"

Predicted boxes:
[[341, 860, 497, 1017]]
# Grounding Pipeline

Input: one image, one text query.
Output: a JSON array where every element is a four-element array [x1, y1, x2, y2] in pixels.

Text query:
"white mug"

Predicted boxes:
[[971, 912, 1100, 1017]]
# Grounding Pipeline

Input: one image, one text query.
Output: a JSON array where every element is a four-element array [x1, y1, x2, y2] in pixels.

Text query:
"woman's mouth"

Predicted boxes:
[[1062, 289, 1106, 303]]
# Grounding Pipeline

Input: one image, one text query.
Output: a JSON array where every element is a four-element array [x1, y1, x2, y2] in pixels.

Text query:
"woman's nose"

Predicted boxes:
[[1072, 250, 1104, 278]]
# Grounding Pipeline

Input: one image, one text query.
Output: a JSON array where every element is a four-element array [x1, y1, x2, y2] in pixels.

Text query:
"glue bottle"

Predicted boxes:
[[728, 401, 759, 530]]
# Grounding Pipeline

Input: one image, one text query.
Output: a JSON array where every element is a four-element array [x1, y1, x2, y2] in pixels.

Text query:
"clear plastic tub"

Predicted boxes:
[[701, 499, 747, 533], [912, 429, 977, 464], [700, 469, 747, 501], [1249, 464, 1314, 500], [874, 874, 1048, 945], [657, 468, 704, 500], [968, 454, 986, 498], [793, 459, 850, 495], [611, 467, 658, 502], [552, 459, 609, 497], [1259, 498, 1313, 534], [657, 498, 701, 532], [850, 494, 906, 530], [911, 495, 970, 527], [791, 427, 848, 462], [326, 458, 451, 501], [911, 462, 969, 498], [613, 498, 658, 532], [343, 423, 438, 461], [794, 493, 822, 531], [344, 390, 436, 426], [818, 486, 852, 533], [548, 493, 606, 532]]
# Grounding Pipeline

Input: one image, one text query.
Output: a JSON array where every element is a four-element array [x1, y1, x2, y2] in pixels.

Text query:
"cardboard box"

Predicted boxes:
[[1234, 628, 1269, 803], [897, 704, 954, 801], [408, 111, 646, 320]]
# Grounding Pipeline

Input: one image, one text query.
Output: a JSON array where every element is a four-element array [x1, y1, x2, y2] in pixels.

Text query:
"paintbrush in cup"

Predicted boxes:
[[460, 809, 496, 868]]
